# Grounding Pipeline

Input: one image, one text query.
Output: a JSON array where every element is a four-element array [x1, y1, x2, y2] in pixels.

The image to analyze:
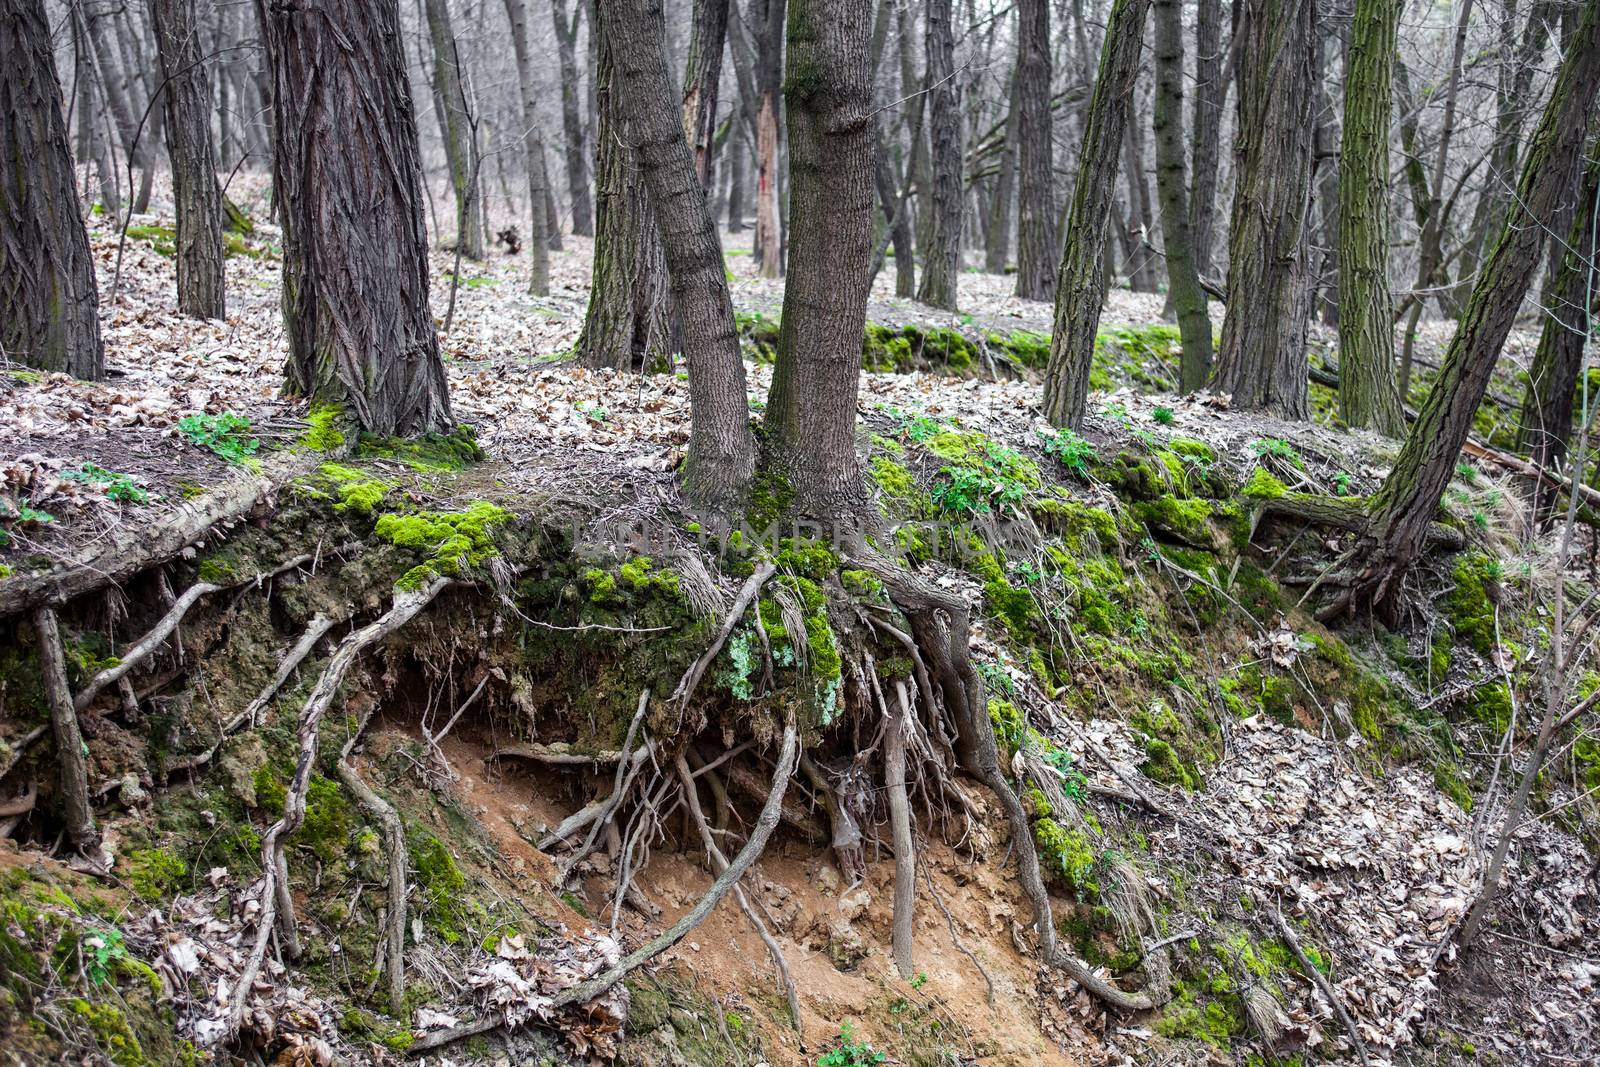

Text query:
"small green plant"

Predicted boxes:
[[975, 659, 1015, 696], [876, 403, 953, 443], [178, 412, 260, 464], [1455, 461, 1479, 485], [1330, 471, 1354, 496], [81, 926, 129, 986], [1248, 437, 1302, 466], [931, 466, 1026, 515], [1, 498, 55, 526], [1098, 400, 1133, 426], [63, 463, 148, 503], [1151, 405, 1175, 425], [816, 1023, 887, 1067], [910, 970, 928, 990], [1038, 427, 1097, 479], [575, 400, 610, 424]]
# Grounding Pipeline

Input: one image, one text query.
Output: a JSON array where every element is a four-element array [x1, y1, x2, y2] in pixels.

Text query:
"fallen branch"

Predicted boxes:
[[1269, 904, 1371, 1067], [338, 712, 408, 1019], [1461, 436, 1600, 512], [491, 742, 624, 765], [217, 577, 452, 1047], [73, 554, 314, 714]]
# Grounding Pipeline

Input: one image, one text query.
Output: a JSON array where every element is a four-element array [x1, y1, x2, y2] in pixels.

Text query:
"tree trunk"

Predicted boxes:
[[71, 7, 121, 217], [1, 0, 105, 381], [1360, 0, 1600, 619], [1014, 0, 1057, 301], [1188, 0, 1226, 275], [502, 0, 552, 295], [575, 21, 674, 372], [550, 0, 594, 236], [1516, 147, 1600, 517], [1211, 0, 1316, 419], [1335, 0, 1406, 436], [682, 0, 730, 189], [597, 0, 754, 510], [727, 129, 747, 231], [543, 153, 565, 251], [1120, 90, 1161, 293], [763, 0, 873, 517], [1040, 0, 1150, 431], [423, 0, 484, 259], [257, 0, 452, 435], [751, 0, 786, 279], [84, 4, 153, 214], [916, 0, 962, 310], [983, 71, 1016, 275], [1152, 0, 1212, 392], [149, 0, 227, 320]]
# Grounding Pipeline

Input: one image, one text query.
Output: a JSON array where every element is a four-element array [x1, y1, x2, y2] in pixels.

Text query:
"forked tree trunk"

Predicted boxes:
[[751, 0, 785, 279], [575, 24, 674, 372], [551, 0, 594, 236], [1040, 0, 1150, 430], [1151, 0, 1212, 392], [1335, 0, 1406, 436], [682, 0, 730, 188], [1188, 0, 1226, 276], [763, 0, 873, 517], [502, 0, 552, 295], [0, 0, 105, 381], [424, 0, 484, 260], [1517, 148, 1600, 517], [915, 0, 962, 310], [150, 0, 227, 320], [1359, 0, 1600, 619], [1211, 0, 1316, 418], [598, 0, 754, 509], [258, 0, 452, 435], [1013, 0, 1057, 301]]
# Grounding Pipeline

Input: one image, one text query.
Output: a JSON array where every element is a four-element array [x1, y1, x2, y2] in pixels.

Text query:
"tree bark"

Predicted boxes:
[[1335, 0, 1406, 436], [35, 606, 100, 854], [502, 0, 552, 295], [1211, 0, 1317, 418], [1188, 0, 1226, 275], [575, 15, 674, 372], [751, 0, 786, 279], [550, 0, 594, 236], [71, 6, 121, 217], [1013, 0, 1057, 301], [1120, 90, 1161, 293], [915, 0, 962, 310], [257, 0, 453, 435], [1359, 0, 1600, 618], [983, 70, 1016, 275], [683, 0, 730, 189], [423, 0, 484, 260], [763, 0, 874, 516], [1152, 0, 1212, 393], [1041, 0, 1150, 430], [1, 0, 105, 381], [84, 6, 155, 215], [149, 0, 227, 320], [1516, 146, 1600, 515], [598, 0, 755, 510]]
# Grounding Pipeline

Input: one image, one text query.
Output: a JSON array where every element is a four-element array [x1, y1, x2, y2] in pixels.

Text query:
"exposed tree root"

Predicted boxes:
[[0, 451, 320, 618], [564, 689, 652, 873], [218, 577, 453, 1047], [670, 561, 777, 708], [410, 720, 800, 1056], [33, 607, 100, 860], [491, 742, 624, 765], [338, 711, 408, 1020], [885, 680, 917, 977]]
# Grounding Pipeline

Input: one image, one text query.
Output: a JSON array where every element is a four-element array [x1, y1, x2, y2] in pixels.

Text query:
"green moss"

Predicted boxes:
[[123, 850, 186, 903], [317, 462, 391, 514], [252, 765, 287, 814], [356, 425, 483, 471], [125, 224, 176, 257], [1133, 494, 1213, 544], [745, 466, 795, 537], [1154, 979, 1243, 1050], [1469, 681, 1513, 733], [1033, 818, 1099, 895], [374, 501, 511, 589], [1241, 467, 1289, 500], [411, 831, 471, 942], [67, 998, 145, 1065], [302, 404, 348, 452], [1444, 553, 1501, 655], [294, 776, 354, 863], [869, 455, 930, 520]]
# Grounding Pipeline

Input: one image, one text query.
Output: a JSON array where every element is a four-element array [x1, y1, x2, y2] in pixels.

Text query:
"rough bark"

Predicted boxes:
[[502, 0, 552, 295], [751, 0, 786, 279], [1211, 0, 1317, 418], [915, 0, 962, 310], [1359, 0, 1600, 618], [1040, 0, 1150, 430], [598, 0, 755, 509], [149, 0, 227, 320], [1013, 0, 1057, 301], [762, 0, 874, 516], [1151, 0, 1212, 393], [1517, 147, 1600, 511], [34, 606, 100, 854], [423, 0, 484, 260], [682, 0, 730, 188], [258, 0, 453, 435], [984, 71, 1016, 275], [551, 0, 594, 236], [575, 13, 674, 372], [1188, 0, 1226, 275], [1335, 0, 1406, 436], [0, 0, 105, 380]]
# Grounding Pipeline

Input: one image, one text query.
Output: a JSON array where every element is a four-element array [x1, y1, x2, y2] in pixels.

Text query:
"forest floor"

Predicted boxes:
[[1, 183, 1596, 1067]]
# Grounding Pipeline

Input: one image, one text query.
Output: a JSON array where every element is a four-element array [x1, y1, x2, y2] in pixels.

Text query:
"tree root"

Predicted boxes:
[[410, 720, 800, 1057], [886, 681, 917, 978], [670, 561, 777, 708], [34, 607, 100, 860], [218, 577, 453, 1047], [338, 711, 408, 1019], [564, 689, 652, 873]]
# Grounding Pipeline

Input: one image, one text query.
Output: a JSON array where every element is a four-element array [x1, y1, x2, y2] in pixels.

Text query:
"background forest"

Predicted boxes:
[[1, 0, 1598, 1065]]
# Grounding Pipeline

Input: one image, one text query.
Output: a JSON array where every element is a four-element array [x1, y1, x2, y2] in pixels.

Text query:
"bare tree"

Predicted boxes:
[[916, 0, 962, 310], [502, 0, 552, 294]]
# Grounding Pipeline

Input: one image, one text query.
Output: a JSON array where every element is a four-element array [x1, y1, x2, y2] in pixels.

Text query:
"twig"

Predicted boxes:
[[1269, 904, 1371, 1067]]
